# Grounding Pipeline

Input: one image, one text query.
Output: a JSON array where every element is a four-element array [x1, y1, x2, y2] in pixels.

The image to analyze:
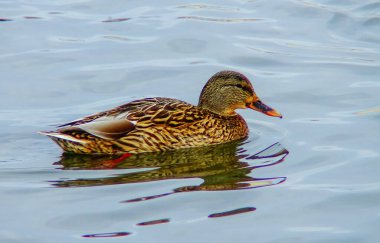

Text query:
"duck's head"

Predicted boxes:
[[198, 70, 282, 117]]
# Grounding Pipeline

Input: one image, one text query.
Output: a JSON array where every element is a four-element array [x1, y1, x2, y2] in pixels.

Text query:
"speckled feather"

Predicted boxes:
[[43, 97, 249, 154]]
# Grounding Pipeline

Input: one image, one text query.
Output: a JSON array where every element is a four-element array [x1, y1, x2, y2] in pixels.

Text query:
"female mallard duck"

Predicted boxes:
[[41, 71, 282, 154]]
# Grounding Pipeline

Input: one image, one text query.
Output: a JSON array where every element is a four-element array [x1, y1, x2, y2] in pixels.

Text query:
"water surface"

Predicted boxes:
[[1, 0, 380, 242]]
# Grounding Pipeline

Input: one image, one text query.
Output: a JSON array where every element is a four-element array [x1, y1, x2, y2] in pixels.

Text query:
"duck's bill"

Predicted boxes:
[[248, 101, 282, 118]]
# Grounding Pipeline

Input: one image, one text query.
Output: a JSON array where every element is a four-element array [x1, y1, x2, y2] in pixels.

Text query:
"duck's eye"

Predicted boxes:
[[234, 83, 251, 93]]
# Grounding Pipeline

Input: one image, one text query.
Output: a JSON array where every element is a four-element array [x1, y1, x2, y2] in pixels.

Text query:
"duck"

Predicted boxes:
[[40, 70, 282, 154]]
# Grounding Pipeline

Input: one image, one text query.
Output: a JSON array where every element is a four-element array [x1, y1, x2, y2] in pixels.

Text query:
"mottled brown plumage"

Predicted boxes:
[[40, 71, 282, 154]]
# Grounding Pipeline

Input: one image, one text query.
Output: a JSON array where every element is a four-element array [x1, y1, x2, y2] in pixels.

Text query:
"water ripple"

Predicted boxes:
[[177, 4, 242, 12], [177, 16, 260, 23]]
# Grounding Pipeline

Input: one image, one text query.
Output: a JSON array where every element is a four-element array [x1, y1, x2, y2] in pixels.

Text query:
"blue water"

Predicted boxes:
[[1, 1, 380, 242]]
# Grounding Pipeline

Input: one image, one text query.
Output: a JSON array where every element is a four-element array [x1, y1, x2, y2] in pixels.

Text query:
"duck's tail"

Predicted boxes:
[[39, 131, 92, 153], [39, 131, 88, 144], [39, 131, 123, 154]]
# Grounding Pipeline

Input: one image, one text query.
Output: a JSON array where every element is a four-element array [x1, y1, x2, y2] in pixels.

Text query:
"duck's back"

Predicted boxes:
[[42, 97, 249, 154]]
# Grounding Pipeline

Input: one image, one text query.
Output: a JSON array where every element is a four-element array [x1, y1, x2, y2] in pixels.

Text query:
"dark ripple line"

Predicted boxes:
[[102, 17, 131, 23], [137, 218, 170, 226], [208, 207, 256, 218], [82, 232, 131, 238]]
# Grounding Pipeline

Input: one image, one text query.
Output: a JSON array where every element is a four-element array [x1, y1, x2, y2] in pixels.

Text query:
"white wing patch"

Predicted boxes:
[[64, 117, 137, 140]]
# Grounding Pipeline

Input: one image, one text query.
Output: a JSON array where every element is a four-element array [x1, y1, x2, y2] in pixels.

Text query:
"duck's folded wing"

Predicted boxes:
[[57, 98, 162, 128], [54, 97, 204, 140], [59, 118, 136, 140]]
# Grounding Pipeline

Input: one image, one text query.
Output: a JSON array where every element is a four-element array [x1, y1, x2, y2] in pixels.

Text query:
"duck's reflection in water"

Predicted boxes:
[[52, 141, 288, 202]]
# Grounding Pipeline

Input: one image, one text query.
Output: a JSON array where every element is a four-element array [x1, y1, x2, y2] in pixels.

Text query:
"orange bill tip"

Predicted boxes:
[[265, 109, 283, 119]]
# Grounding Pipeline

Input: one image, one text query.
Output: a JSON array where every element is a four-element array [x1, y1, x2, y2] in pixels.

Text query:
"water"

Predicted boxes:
[[1, 0, 380, 242]]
